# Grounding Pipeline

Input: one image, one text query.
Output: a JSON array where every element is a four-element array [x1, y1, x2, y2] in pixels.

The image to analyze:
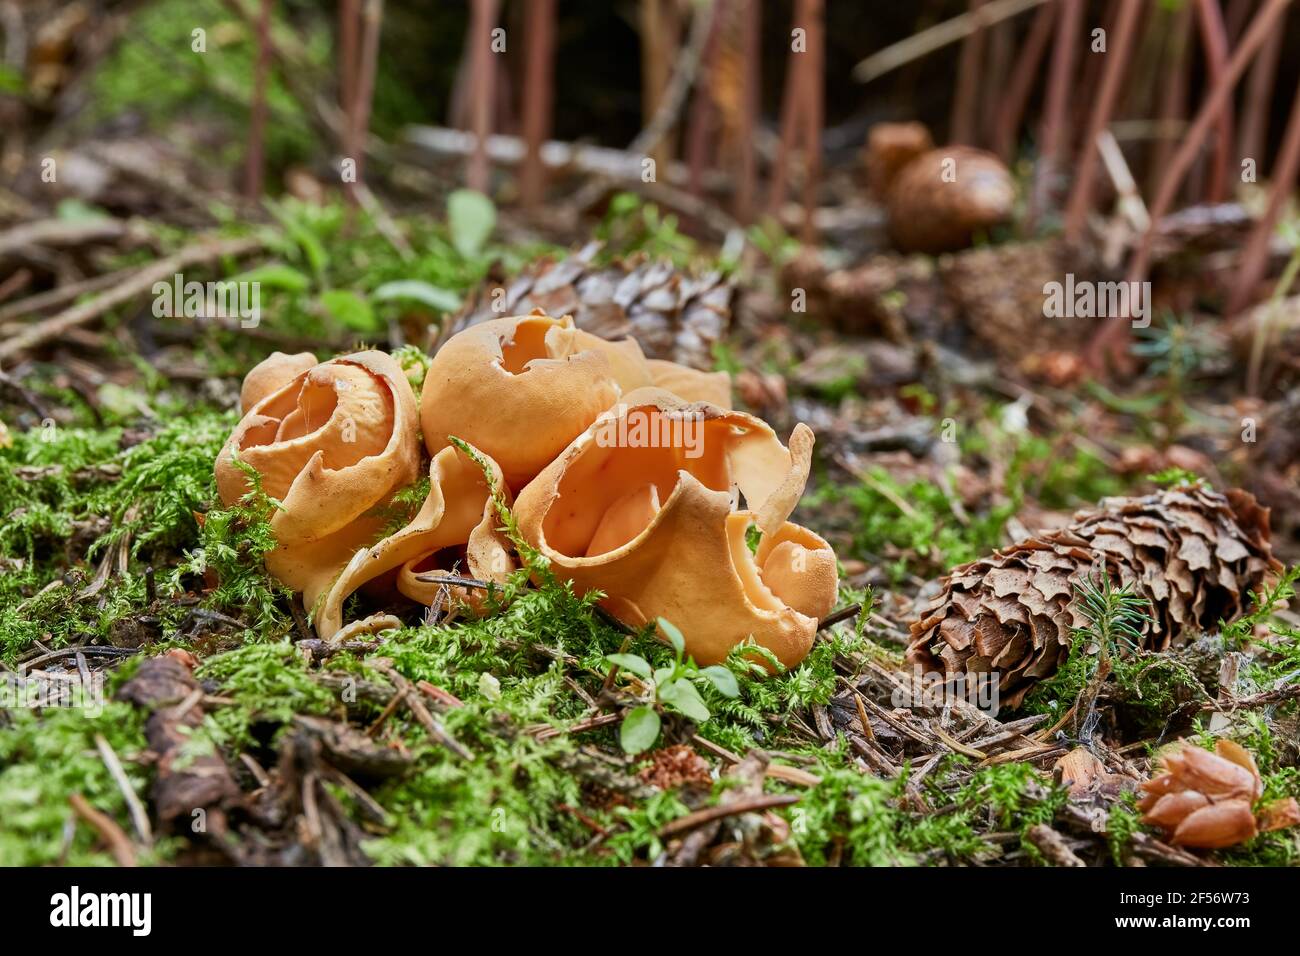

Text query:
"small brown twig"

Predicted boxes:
[[0, 234, 264, 367], [93, 733, 152, 847], [1025, 823, 1087, 866], [368, 660, 472, 759], [68, 793, 137, 867], [817, 602, 862, 632], [532, 711, 622, 742], [657, 793, 800, 839], [1202, 682, 1300, 712]]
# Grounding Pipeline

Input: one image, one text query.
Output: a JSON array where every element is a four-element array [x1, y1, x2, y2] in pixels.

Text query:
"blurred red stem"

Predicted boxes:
[[1063, 0, 1141, 241], [949, 0, 987, 145], [1194, 0, 1233, 204], [1031, 0, 1082, 226], [1239, 19, 1284, 169], [799, 0, 824, 242], [685, 1, 724, 196], [993, 0, 1054, 161], [734, 0, 761, 222], [520, 0, 555, 209], [350, 0, 382, 186], [1147, 3, 1191, 202], [1228, 79, 1300, 318], [1089, 0, 1291, 369], [467, 0, 498, 193], [244, 0, 273, 201]]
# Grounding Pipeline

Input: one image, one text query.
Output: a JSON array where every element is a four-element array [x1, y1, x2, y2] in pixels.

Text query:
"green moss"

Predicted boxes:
[[0, 701, 174, 866]]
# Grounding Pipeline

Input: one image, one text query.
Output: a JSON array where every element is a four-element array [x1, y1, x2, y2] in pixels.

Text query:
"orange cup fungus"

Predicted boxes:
[[221, 313, 839, 666]]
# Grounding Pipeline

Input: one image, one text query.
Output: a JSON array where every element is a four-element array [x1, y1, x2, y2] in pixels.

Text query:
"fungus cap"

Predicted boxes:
[[420, 312, 653, 487], [215, 350, 421, 612], [514, 388, 837, 667], [239, 351, 318, 414], [315, 442, 515, 640]]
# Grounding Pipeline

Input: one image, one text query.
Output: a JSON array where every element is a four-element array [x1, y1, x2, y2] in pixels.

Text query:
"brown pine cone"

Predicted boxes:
[[448, 241, 731, 370], [907, 485, 1282, 709]]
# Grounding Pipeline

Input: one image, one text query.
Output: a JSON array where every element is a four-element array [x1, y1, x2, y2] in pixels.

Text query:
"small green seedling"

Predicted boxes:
[[607, 617, 740, 754]]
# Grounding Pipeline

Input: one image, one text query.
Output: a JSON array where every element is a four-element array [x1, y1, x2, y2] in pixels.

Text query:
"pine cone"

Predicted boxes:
[[908, 486, 1281, 709], [448, 241, 731, 370], [885, 146, 1015, 254]]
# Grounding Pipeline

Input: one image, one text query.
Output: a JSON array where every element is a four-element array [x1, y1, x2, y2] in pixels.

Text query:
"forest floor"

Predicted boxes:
[[2, 184, 1298, 867], [2, 0, 1299, 868]]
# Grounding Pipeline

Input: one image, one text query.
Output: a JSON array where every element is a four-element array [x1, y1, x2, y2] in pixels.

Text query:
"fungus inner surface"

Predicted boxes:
[[542, 410, 751, 558]]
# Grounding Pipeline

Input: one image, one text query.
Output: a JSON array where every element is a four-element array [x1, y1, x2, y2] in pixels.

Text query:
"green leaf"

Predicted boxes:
[[266, 198, 330, 276], [319, 289, 378, 332], [235, 263, 311, 293], [0, 64, 23, 95], [620, 706, 661, 754], [373, 280, 462, 312], [478, 671, 501, 701], [656, 617, 685, 656], [55, 198, 111, 222], [699, 665, 739, 699], [447, 189, 496, 258], [658, 678, 710, 722], [653, 666, 675, 688], [606, 653, 653, 680]]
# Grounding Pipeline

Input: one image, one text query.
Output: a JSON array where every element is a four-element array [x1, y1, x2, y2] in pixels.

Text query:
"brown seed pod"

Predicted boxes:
[[1138, 739, 1299, 850], [863, 121, 935, 199], [886, 146, 1015, 254]]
